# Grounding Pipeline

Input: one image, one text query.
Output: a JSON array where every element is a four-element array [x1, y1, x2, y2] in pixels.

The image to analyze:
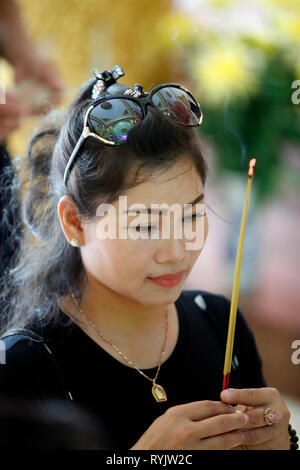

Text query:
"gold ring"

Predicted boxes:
[[264, 408, 279, 426]]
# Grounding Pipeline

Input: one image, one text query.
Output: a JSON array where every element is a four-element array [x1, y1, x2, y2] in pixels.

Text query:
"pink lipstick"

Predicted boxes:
[[148, 271, 185, 287]]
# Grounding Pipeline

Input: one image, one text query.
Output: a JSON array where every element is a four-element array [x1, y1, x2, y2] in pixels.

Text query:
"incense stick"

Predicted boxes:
[[222, 158, 256, 391]]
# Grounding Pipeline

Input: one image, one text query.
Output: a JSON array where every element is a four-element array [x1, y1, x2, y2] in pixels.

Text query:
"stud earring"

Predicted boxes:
[[70, 238, 79, 247]]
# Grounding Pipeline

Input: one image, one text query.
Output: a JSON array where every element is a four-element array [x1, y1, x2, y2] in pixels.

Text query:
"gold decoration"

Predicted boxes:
[[152, 383, 167, 402]]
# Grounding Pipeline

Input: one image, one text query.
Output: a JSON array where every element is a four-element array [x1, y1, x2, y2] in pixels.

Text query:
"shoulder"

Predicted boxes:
[[179, 288, 230, 312], [0, 328, 60, 399], [0, 329, 50, 377], [0, 328, 47, 363], [179, 288, 235, 311], [178, 288, 259, 353], [178, 288, 234, 328]]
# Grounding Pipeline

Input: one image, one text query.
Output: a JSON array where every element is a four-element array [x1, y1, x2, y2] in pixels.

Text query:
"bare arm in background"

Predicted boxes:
[[0, 0, 36, 67], [0, 0, 62, 142]]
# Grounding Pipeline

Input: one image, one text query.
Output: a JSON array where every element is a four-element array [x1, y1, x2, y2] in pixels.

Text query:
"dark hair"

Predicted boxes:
[[0, 77, 208, 337]]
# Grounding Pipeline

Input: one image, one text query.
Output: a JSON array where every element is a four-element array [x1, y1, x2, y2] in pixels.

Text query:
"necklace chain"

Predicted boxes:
[[70, 293, 169, 384]]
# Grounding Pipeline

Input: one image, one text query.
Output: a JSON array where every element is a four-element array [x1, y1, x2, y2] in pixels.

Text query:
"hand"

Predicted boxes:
[[129, 400, 250, 450], [15, 54, 61, 91], [14, 54, 63, 108], [0, 92, 31, 143], [220, 387, 291, 450]]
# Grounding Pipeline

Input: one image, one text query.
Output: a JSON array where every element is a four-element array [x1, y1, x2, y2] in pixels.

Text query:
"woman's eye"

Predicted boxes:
[[134, 226, 157, 232], [184, 212, 206, 221], [131, 213, 206, 232]]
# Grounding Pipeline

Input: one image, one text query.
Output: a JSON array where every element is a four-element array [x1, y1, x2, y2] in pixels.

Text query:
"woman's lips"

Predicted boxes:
[[148, 271, 186, 287]]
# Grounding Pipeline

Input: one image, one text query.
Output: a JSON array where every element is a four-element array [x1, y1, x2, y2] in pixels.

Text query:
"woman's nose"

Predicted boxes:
[[155, 237, 185, 264]]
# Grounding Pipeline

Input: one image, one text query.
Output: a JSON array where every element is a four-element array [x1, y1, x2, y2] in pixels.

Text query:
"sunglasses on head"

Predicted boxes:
[[63, 82, 203, 186]]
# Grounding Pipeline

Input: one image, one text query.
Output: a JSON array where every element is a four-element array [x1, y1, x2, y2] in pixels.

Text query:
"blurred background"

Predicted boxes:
[[0, 0, 299, 432]]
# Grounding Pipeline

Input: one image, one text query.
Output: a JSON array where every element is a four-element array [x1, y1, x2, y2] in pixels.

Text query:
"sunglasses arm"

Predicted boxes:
[[63, 128, 90, 186]]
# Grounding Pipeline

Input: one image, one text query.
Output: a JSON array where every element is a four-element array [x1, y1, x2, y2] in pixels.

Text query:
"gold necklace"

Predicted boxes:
[[70, 293, 169, 403]]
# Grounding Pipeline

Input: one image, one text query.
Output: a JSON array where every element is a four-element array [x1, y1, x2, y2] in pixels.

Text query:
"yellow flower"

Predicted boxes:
[[192, 42, 262, 106]]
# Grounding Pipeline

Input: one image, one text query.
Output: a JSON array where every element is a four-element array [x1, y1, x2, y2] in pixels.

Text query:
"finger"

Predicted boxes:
[[42, 74, 62, 92], [36, 64, 62, 91], [179, 400, 236, 421], [196, 409, 249, 439], [232, 404, 248, 413], [14, 65, 28, 83], [220, 387, 279, 406], [242, 434, 290, 450], [48, 90, 63, 106], [244, 407, 283, 430], [241, 423, 282, 447], [0, 97, 31, 117], [200, 429, 245, 450], [14, 58, 62, 92], [0, 102, 21, 117]]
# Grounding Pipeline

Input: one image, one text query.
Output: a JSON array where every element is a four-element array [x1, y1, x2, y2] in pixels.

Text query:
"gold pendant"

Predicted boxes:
[[152, 382, 167, 402]]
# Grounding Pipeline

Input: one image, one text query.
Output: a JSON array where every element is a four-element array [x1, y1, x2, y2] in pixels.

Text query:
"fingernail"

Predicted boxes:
[[222, 389, 234, 401], [267, 410, 282, 422]]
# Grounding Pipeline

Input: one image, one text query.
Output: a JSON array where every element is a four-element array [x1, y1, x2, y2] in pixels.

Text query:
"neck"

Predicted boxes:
[[63, 278, 173, 341]]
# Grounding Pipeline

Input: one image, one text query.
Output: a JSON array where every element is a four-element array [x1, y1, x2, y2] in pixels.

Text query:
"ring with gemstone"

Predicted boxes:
[[264, 408, 280, 425]]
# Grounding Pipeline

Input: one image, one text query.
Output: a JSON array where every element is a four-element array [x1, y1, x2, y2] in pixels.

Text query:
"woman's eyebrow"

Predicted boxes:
[[124, 193, 205, 215], [188, 192, 204, 206]]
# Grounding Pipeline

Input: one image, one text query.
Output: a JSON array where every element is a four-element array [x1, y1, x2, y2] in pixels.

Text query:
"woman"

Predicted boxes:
[[0, 66, 294, 450]]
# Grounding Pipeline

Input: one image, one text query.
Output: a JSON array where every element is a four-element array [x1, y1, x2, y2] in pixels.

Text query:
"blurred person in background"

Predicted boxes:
[[0, 0, 62, 290]]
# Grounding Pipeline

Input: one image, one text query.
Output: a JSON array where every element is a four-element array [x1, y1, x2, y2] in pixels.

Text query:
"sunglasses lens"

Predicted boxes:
[[151, 87, 201, 125], [88, 98, 143, 145]]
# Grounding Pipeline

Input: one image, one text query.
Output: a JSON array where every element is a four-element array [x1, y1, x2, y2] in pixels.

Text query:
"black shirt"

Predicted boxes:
[[0, 289, 267, 449]]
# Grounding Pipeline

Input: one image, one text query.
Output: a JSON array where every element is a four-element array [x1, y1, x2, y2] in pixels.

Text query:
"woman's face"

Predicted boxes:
[[62, 157, 208, 306]]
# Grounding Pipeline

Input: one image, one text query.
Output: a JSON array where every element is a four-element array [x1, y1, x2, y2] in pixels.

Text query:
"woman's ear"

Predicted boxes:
[[57, 195, 84, 246]]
